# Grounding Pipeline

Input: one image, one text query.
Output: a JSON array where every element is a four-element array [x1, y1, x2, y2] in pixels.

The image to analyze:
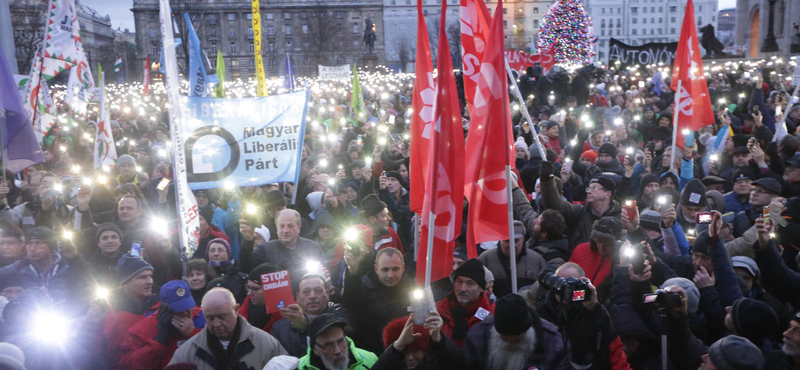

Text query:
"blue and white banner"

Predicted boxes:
[[185, 13, 209, 97], [182, 90, 309, 190]]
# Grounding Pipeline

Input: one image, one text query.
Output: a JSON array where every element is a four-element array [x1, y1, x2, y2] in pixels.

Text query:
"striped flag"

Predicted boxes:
[[114, 56, 122, 73]]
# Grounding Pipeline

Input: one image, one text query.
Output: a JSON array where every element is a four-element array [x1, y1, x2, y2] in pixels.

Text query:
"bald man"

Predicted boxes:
[[169, 288, 287, 370]]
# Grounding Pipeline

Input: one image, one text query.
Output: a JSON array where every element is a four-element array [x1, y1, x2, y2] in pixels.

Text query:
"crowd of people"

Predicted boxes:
[[0, 56, 799, 370]]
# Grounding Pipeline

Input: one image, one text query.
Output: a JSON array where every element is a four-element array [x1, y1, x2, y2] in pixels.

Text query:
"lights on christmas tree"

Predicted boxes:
[[537, 0, 595, 64]]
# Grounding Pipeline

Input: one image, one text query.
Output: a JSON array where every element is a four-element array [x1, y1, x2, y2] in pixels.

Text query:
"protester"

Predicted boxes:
[[297, 313, 378, 370]]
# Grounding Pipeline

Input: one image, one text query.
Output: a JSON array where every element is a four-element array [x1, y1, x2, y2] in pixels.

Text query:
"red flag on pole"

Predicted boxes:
[[463, 0, 515, 259], [143, 55, 150, 97], [459, 0, 491, 112], [409, 0, 436, 214], [669, 0, 714, 149], [417, 0, 466, 285]]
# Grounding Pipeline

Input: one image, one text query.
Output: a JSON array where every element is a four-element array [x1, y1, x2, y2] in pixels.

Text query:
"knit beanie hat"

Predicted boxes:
[[265, 190, 288, 210], [198, 205, 215, 224], [452, 259, 487, 289], [248, 263, 281, 285], [96, 222, 123, 243], [661, 277, 700, 315], [708, 335, 764, 370], [206, 238, 232, 261], [680, 179, 708, 207], [385, 171, 406, 188], [730, 298, 779, 342], [116, 254, 154, 286], [515, 137, 528, 151], [639, 173, 660, 191], [639, 210, 662, 232], [26, 226, 57, 251], [590, 217, 624, 251], [494, 294, 534, 336], [360, 194, 388, 219], [581, 150, 599, 164], [599, 143, 618, 158]]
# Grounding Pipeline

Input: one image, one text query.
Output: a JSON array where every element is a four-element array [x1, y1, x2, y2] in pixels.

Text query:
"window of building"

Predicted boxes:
[[632, 29, 637, 35], [248, 28, 253, 37], [658, 28, 662, 34], [699, 5, 702, 10], [301, 12, 307, 19], [268, 43, 274, 51], [285, 25, 292, 34], [616, 29, 620, 35], [353, 22, 359, 33], [150, 28, 157, 38], [671, 16, 675, 22], [286, 41, 292, 50], [211, 44, 217, 53], [599, 51, 604, 59], [503, 7, 507, 14], [712, 15, 715, 21], [227, 13, 235, 21], [249, 42, 254, 52], [229, 29, 236, 37], [670, 27, 675, 33], [601, 19, 605, 27], [209, 14, 217, 23], [230, 43, 237, 53], [697, 16, 702, 25], [602, 8, 605, 14], [335, 11, 343, 18], [503, 20, 507, 29], [284, 13, 291, 19], [632, 18, 637, 24], [617, 19, 621, 27], [643, 17, 647, 23], [247, 14, 252, 20], [533, 7, 538, 13], [303, 42, 309, 49], [266, 13, 274, 20], [601, 30, 605, 35], [643, 6, 646, 12], [658, 7, 663, 12], [534, 19, 539, 28], [669, 6, 676, 11], [151, 45, 159, 54], [268, 27, 275, 35], [631, 7, 638, 13], [354, 38, 359, 46], [302, 25, 308, 33]]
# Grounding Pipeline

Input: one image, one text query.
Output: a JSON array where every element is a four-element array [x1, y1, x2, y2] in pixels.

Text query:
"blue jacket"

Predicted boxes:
[[723, 192, 751, 214]]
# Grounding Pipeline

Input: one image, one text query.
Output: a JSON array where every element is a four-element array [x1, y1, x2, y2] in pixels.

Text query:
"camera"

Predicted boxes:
[[643, 289, 683, 310], [541, 272, 591, 303]]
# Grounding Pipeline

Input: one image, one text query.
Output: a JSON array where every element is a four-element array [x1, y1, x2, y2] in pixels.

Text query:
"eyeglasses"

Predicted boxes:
[[245, 285, 261, 293], [586, 186, 606, 193], [315, 337, 347, 352]]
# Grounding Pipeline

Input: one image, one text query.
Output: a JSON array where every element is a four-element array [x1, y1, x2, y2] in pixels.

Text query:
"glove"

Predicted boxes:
[[153, 304, 173, 346], [540, 161, 555, 181]]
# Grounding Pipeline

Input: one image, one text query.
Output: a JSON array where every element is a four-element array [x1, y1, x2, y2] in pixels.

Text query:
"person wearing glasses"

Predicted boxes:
[[297, 313, 377, 370], [732, 178, 784, 238]]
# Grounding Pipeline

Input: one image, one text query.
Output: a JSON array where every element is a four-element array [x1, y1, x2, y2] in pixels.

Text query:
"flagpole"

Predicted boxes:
[[506, 165, 517, 293], [504, 60, 547, 160], [773, 83, 800, 142], [424, 212, 436, 288], [670, 79, 680, 171]]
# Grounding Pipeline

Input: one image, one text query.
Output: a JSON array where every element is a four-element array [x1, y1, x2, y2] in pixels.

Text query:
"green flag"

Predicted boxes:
[[214, 50, 226, 98], [351, 63, 365, 124]]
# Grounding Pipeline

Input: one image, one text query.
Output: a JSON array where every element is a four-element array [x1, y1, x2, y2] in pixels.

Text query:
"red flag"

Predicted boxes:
[[143, 55, 150, 97], [460, 0, 492, 112], [409, 0, 436, 214], [417, 0, 465, 285], [669, 0, 714, 148], [463, 0, 515, 258]]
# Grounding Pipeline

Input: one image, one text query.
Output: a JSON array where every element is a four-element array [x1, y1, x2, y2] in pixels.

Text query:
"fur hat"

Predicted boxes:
[[383, 316, 430, 352]]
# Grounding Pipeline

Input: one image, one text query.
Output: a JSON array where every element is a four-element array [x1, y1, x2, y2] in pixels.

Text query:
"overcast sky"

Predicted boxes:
[[81, 0, 738, 34]]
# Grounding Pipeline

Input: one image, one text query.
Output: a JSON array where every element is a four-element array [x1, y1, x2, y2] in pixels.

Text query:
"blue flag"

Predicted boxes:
[[184, 13, 209, 97], [652, 71, 662, 96], [284, 54, 295, 91], [0, 47, 45, 173]]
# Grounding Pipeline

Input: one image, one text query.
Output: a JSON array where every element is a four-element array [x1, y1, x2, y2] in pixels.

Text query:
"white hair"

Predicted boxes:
[[487, 327, 537, 370]]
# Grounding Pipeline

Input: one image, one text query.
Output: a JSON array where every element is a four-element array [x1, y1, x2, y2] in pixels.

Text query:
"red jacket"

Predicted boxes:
[[238, 296, 283, 333], [435, 292, 495, 348], [117, 307, 204, 370], [104, 302, 160, 367], [372, 227, 404, 254], [568, 242, 612, 286]]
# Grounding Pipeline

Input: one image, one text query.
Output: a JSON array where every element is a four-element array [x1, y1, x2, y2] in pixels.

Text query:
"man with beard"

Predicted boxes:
[[435, 259, 495, 348], [723, 168, 756, 214], [298, 314, 377, 370], [760, 311, 800, 368], [272, 274, 346, 357], [675, 179, 711, 234], [595, 143, 624, 176], [169, 288, 288, 369], [462, 294, 571, 370]]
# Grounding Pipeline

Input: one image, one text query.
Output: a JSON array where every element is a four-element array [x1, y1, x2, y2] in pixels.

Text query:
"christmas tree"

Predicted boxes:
[[537, 0, 595, 65]]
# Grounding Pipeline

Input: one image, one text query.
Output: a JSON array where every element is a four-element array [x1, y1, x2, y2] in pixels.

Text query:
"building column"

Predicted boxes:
[[761, 0, 779, 51]]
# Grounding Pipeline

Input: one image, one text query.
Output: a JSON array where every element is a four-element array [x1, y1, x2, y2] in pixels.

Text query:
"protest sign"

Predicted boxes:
[[504, 48, 555, 74], [261, 269, 295, 314], [318, 65, 351, 80], [608, 38, 678, 67], [182, 90, 309, 190]]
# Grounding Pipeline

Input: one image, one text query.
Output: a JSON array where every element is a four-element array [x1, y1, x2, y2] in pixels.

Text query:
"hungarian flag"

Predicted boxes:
[[463, 0, 515, 258], [669, 0, 714, 149], [409, 0, 435, 214], [459, 0, 491, 112], [416, 0, 465, 285], [143, 55, 150, 96], [114, 56, 123, 73]]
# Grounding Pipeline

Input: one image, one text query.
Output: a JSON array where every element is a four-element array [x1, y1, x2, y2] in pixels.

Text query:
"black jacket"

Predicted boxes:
[[372, 334, 466, 370]]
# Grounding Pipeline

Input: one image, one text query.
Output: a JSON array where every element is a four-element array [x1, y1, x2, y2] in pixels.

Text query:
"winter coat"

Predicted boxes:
[[0, 197, 75, 235], [0, 253, 83, 301], [479, 246, 546, 298], [372, 334, 466, 370], [85, 249, 124, 286], [168, 316, 288, 370], [118, 307, 205, 370], [540, 175, 623, 248], [271, 303, 347, 357], [723, 191, 751, 214], [372, 227, 405, 254], [297, 337, 378, 370], [238, 296, 284, 333], [341, 268, 413, 355], [753, 239, 800, 309], [252, 237, 323, 287], [435, 292, 495, 348], [461, 313, 572, 370], [104, 292, 161, 367], [569, 242, 614, 289]]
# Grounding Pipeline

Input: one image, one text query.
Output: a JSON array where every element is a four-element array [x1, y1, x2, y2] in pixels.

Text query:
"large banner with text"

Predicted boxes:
[[182, 91, 309, 190], [608, 38, 678, 67], [318, 65, 351, 80], [504, 48, 555, 74]]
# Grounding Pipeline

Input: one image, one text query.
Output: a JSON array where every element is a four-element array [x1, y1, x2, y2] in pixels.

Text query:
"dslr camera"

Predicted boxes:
[[541, 272, 591, 303], [643, 289, 683, 310]]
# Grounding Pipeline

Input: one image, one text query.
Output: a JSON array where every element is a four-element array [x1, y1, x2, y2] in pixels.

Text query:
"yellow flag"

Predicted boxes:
[[251, 0, 267, 96]]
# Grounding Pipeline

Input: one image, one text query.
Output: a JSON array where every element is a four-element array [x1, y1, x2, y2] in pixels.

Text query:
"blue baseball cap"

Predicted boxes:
[[160, 280, 196, 313]]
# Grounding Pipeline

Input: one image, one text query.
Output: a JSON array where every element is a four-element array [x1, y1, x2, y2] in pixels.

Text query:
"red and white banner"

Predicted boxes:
[[143, 55, 150, 97], [409, 0, 435, 214], [669, 0, 714, 148], [504, 48, 556, 74], [459, 0, 491, 111], [417, 0, 465, 285], [463, 0, 515, 258]]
